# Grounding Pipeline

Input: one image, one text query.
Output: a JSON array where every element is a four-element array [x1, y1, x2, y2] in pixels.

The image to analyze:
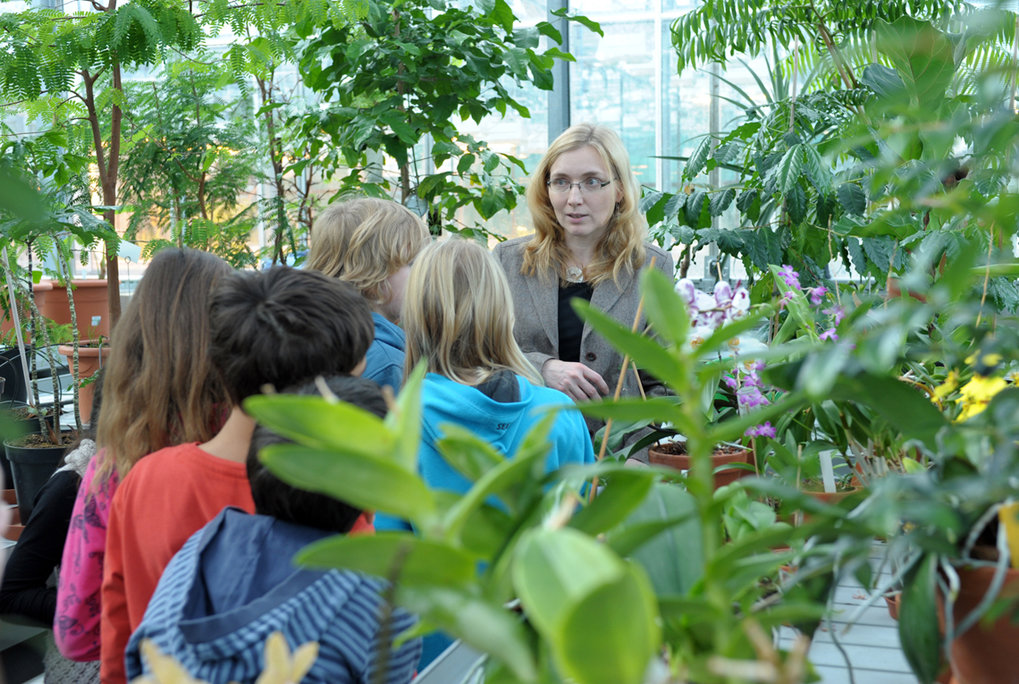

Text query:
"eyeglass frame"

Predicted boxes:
[[546, 177, 614, 195]]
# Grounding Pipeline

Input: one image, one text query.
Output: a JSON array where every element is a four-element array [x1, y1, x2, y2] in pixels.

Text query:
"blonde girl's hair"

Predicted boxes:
[[95, 248, 233, 483], [403, 239, 543, 387], [523, 123, 647, 286], [307, 198, 429, 308]]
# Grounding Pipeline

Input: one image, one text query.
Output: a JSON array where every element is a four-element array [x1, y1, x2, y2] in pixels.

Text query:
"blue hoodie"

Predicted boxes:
[[363, 313, 406, 391], [125, 509, 420, 684]]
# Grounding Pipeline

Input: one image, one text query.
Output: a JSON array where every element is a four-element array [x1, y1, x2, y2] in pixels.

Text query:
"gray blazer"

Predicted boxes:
[[493, 236, 675, 461]]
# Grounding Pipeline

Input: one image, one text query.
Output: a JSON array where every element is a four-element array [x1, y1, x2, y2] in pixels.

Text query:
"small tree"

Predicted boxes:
[[0, 0, 203, 324], [119, 58, 262, 268], [295, 0, 591, 236]]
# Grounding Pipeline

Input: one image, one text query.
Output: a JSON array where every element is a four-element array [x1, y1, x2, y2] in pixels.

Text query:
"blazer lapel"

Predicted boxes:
[[524, 272, 559, 349]]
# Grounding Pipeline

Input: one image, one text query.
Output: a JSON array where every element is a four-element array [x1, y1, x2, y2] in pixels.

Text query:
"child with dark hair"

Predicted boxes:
[[101, 267, 375, 684], [125, 376, 420, 684]]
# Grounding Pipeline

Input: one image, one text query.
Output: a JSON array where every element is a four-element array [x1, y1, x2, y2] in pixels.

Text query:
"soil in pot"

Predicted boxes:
[[648, 441, 755, 488], [3, 431, 74, 521]]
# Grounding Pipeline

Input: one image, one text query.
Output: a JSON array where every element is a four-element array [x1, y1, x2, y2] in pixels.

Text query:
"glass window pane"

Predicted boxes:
[[570, 20, 657, 187]]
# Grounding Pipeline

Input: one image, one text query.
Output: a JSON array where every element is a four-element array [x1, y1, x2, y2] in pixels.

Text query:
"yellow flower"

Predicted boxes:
[[959, 375, 1007, 404], [931, 370, 959, 403], [954, 375, 1007, 422], [255, 632, 319, 684]]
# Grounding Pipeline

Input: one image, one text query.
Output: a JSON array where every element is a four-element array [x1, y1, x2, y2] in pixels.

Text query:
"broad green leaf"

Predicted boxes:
[[435, 424, 505, 484], [684, 135, 711, 179], [899, 554, 941, 684], [800, 341, 853, 398], [826, 374, 947, 448], [875, 17, 956, 113], [774, 144, 804, 195], [558, 566, 660, 684], [388, 363, 425, 471], [244, 394, 392, 456], [861, 63, 908, 102], [399, 586, 538, 682], [640, 267, 688, 348], [297, 533, 477, 587], [513, 527, 627, 637], [578, 396, 686, 429], [259, 443, 435, 521], [440, 414, 554, 537], [622, 483, 703, 595], [570, 471, 656, 536], [573, 299, 684, 387], [837, 182, 867, 215]]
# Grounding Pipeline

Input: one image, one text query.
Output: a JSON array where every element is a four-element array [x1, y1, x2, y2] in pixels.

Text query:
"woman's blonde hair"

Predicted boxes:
[[307, 198, 429, 308], [403, 239, 542, 386], [95, 248, 232, 482], [524, 123, 647, 286]]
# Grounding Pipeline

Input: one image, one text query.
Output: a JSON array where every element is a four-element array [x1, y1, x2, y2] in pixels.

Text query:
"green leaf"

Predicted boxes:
[[774, 144, 804, 195], [709, 187, 736, 216], [259, 443, 435, 522], [837, 182, 867, 215], [640, 267, 688, 348], [557, 567, 659, 684], [621, 483, 703, 595], [861, 63, 908, 101], [573, 299, 684, 389], [398, 586, 538, 682], [434, 425, 505, 483], [875, 17, 956, 112], [244, 394, 392, 456], [298, 533, 477, 586], [388, 363, 425, 471], [899, 554, 942, 683], [684, 136, 712, 179], [569, 470, 656, 536]]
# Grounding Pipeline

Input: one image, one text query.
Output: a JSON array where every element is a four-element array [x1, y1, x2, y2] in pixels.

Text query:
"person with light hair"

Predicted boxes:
[[494, 123, 674, 464], [308, 197, 430, 391], [378, 236, 595, 667]]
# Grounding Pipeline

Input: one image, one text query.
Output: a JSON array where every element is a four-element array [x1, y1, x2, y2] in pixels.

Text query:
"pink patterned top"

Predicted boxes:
[[54, 456, 118, 661]]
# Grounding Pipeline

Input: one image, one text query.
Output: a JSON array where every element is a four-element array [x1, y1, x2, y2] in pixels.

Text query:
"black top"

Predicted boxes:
[[0, 468, 79, 626], [557, 281, 594, 363]]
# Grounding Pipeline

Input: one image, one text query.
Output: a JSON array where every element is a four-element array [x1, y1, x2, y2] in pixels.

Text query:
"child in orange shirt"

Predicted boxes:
[[100, 266, 375, 684]]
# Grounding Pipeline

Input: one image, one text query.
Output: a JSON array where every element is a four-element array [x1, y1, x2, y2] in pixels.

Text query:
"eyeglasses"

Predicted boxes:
[[546, 177, 613, 194]]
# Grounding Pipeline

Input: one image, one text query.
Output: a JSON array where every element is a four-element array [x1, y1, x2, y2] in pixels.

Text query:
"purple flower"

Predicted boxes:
[[722, 374, 739, 390], [778, 265, 801, 291], [819, 328, 839, 341], [745, 422, 776, 438], [808, 286, 828, 306], [730, 286, 750, 317], [737, 386, 769, 409], [823, 305, 845, 325], [714, 281, 733, 307], [676, 279, 697, 309]]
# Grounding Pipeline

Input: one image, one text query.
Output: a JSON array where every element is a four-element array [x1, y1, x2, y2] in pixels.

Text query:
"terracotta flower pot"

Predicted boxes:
[[940, 564, 1019, 684], [41, 279, 110, 339], [648, 440, 755, 488], [58, 342, 110, 424]]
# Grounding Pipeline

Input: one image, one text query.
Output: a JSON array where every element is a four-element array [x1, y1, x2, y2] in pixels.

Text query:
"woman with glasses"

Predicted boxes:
[[493, 123, 674, 464]]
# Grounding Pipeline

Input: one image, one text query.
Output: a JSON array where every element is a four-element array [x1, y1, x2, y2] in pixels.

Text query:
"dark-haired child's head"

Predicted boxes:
[[246, 375, 387, 532], [208, 267, 374, 405]]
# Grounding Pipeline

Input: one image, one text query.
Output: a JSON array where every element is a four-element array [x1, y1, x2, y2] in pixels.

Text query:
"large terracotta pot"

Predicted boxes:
[[941, 564, 1019, 684], [648, 440, 755, 488], [58, 342, 110, 424], [41, 279, 110, 339]]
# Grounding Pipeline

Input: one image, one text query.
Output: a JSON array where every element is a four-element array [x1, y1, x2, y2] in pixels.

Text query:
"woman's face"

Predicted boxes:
[[547, 145, 623, 245]]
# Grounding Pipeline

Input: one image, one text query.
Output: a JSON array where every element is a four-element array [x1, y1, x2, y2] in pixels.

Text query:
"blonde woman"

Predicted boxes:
[[493, 123, 674, 464], [388, 238, 595, 504], [308, 197, 429, 390]]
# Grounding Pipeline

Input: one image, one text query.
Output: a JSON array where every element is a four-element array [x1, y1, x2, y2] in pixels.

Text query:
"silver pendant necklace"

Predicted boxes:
[[565, 265, 585, 283]]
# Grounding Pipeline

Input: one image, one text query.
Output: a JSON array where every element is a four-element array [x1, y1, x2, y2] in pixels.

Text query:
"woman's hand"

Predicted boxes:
[[542, 359, 609, 401]]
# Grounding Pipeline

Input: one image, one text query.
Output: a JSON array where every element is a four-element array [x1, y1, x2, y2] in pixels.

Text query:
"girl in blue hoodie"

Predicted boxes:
[[400, 237, 596, 508]]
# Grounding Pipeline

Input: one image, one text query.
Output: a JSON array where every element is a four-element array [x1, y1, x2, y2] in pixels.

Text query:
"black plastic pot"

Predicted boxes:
[[3, 435, 67, 521]]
